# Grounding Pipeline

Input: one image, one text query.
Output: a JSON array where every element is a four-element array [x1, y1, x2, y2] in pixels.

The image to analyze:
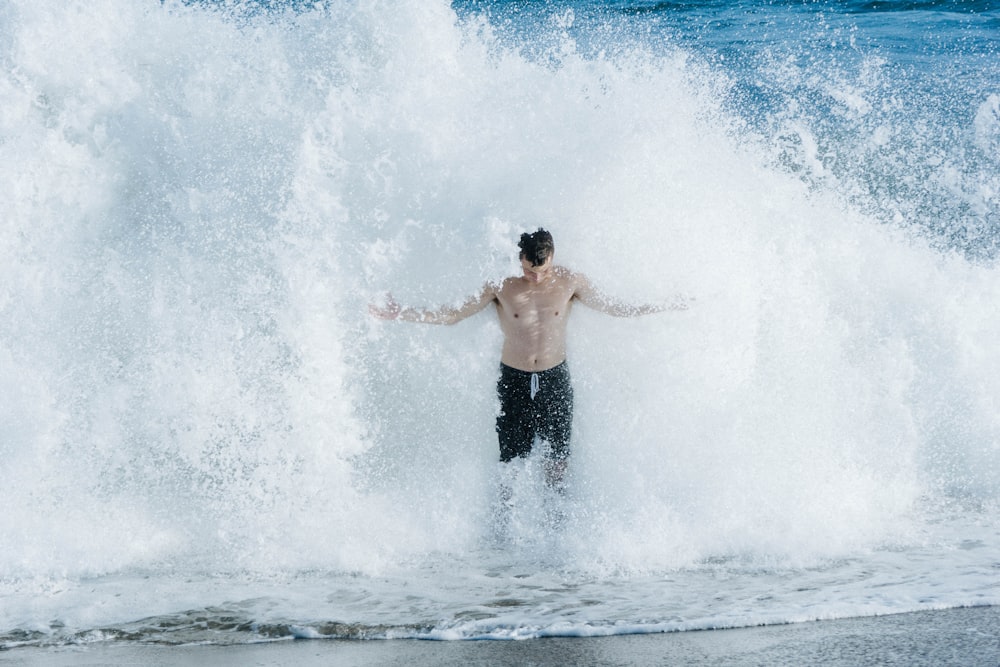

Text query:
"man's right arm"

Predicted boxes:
[[369, 285, 497, 325]]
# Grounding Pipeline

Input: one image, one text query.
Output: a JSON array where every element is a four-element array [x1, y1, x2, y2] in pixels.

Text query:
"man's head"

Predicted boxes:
[[518, 228, 554, 267], [518, 228, 555, 284]]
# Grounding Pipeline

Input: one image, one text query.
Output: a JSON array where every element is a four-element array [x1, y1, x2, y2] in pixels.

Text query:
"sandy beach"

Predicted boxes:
[[2, 606, 997, 667]]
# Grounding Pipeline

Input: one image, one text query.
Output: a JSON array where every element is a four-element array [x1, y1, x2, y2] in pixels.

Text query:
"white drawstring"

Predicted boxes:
[[530, 373, 540, 400]]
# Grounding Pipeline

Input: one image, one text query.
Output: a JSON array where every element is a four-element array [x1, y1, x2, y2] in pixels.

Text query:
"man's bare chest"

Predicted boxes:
[[497, 283, 574, 322]]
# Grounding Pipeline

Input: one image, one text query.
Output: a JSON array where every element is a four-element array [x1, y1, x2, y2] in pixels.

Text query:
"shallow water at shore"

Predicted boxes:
[[3, 606, 998, 667]]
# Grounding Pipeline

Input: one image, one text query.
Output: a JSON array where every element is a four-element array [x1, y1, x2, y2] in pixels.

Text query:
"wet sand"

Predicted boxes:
[[2, 606, 998, 667]]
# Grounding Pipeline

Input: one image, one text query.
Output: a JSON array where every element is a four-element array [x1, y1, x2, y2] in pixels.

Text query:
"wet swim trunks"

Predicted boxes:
[[496, 361, 574, 462]]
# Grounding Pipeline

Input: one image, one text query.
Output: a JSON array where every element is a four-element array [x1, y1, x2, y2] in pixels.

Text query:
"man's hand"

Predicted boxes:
[[369, 293, 401, 320], [667, 294, 695, 311]]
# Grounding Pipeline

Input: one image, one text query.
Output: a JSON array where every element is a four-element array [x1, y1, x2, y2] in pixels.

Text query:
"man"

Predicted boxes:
[[369, 229, 686, 488]]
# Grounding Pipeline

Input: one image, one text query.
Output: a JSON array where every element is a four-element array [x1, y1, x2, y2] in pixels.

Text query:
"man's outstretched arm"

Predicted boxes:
[[370, 285, 497, 325], [572, 273, 691, 317]]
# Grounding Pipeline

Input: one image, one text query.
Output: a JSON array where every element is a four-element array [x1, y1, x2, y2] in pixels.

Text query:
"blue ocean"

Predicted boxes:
[[2, 0, 999, 651]]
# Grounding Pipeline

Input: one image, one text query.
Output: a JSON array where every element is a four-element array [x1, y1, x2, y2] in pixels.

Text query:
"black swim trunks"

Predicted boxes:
[[496, 361, 574, 462]]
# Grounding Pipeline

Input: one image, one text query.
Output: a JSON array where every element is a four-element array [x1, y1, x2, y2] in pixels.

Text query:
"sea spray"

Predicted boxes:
[[0, 0, 998, 628]]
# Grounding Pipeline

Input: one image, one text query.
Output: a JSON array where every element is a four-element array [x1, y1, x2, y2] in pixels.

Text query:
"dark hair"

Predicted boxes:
[[518, 228, 554, 266]]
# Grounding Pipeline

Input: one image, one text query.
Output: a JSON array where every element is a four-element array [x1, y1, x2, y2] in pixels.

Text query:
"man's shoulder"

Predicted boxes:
[[552, 265, 577, 279], [496, 275, 520, 290], [553, 266, 587, 289], [494, 267, 583, 296], [493, 276, 521, 299]]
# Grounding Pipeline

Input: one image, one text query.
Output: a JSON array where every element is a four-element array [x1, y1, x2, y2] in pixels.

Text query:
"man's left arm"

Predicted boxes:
[[572, 272, 691, 317]]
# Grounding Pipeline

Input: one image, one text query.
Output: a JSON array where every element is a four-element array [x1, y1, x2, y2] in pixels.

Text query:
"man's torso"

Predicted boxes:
[[493, 266, 579, 371]]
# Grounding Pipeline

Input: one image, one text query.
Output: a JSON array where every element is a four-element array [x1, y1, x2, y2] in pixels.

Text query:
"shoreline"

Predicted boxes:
[[3, 606, 998, 667]]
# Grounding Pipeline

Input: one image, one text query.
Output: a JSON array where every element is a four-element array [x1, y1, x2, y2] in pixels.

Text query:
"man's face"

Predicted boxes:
[[521, 256, 553, 283]]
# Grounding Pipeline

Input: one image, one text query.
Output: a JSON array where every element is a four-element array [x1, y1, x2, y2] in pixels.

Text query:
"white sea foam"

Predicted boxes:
[[1, 0, 998, 646]]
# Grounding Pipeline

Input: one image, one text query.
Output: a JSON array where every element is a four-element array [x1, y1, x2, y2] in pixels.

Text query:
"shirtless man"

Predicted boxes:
[[369, 229, 684, 488]]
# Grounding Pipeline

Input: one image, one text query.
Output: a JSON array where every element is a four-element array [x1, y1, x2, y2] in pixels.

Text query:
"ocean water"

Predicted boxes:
[[2, 0, 999, 649]]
